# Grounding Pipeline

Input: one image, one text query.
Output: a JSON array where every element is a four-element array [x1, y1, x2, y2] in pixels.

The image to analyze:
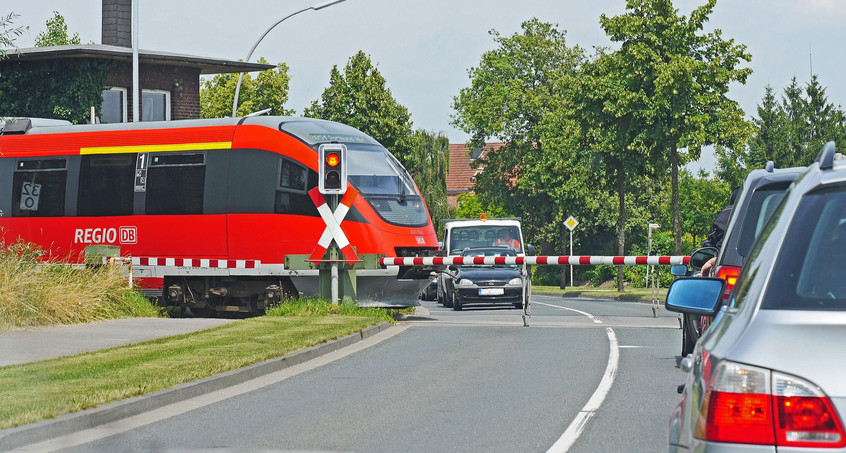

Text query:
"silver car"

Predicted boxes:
[[666, 142, 846, 452]]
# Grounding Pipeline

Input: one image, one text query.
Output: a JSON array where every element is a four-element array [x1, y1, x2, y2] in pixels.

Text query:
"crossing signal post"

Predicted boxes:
[[319, 144, 347, 195], [317, 143, 350, 303]]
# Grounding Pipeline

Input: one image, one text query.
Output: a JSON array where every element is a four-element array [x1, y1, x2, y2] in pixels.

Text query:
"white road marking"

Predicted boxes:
[[12, 325, 409, 453], [539, 302, 620, 453], [533, 301, 603, 323]]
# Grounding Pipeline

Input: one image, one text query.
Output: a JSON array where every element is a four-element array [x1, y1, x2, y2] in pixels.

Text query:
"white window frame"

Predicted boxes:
[[141, 89, 171, 121], [101, 87, 128, 123]]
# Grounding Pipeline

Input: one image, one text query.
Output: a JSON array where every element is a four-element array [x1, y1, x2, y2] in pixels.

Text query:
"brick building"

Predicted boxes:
[[0, 0, 271, 122]]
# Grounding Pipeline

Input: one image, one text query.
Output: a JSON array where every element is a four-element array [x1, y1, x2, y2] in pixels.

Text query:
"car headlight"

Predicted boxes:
[[507, 277, 523, 286], [457, 279, 474, 287]]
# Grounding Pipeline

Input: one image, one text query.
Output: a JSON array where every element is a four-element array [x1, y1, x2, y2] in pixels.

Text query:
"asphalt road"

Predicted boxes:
[[36, 294, 688, 453]]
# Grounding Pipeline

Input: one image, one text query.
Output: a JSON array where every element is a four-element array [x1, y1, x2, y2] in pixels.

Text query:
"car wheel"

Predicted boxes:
[[453, 295, 462, 311], [444, 290, 453, 308], [436, 289, 444, 305]]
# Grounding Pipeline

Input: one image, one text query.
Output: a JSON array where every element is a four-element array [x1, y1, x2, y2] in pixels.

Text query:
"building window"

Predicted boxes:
[[141, 90, 170, 121], [101, 87, 127, 123], [78, 154, 135, 216], [12, 159, 67, 217]]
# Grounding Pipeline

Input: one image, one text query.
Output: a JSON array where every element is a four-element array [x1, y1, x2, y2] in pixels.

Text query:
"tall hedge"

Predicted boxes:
[[0, 58, 116, 124]]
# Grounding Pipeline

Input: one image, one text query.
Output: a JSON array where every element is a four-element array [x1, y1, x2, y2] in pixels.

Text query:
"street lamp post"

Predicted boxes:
[[231, 0, 347, 117]]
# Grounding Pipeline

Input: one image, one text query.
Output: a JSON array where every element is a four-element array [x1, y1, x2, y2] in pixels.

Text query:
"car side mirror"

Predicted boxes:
[[664, 277, 725, 317], [670, 264, 689, 276], [526, 244, 536, 256], [688, 247, 718, 270]]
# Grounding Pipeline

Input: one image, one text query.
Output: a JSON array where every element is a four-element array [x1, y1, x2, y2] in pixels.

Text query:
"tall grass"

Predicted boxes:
[[0, 240, 162, 330]]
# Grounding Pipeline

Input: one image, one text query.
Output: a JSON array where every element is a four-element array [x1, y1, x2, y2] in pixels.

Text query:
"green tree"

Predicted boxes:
[[597, 0, 753, 255], [451, 19, 588, 257], [802, 75, 846, 159], [34, 11, 80, 46], [200, 58, 294, 118], [746, 85, 786, 168], [672, 169, 730, 247], [455, 193, 508, 220], [405, 130, 452, 227], [1, 12, 28, 59], [572, 48, 656, 291], [304, 50, 413, 161]]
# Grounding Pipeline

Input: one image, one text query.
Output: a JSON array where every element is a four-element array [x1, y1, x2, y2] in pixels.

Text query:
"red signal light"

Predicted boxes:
[[326, 153, 340, 167]]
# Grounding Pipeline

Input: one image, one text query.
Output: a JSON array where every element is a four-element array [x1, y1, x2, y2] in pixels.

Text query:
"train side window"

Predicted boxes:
[[146, 153, 205, 215], [12, 159, 67, 217], [78, 154, 134, 216], [274, 157, 318, 216]]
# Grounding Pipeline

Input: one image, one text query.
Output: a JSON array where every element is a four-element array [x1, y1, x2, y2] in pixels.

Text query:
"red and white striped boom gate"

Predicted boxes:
[[380, 255, 690, 267]]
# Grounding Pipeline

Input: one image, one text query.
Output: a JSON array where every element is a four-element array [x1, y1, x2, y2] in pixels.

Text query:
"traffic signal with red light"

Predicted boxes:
[[318, 144, 347, 194]]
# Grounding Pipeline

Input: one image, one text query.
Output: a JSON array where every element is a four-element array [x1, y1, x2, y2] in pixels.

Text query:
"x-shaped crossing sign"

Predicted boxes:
[[309, 186, 360, 264]]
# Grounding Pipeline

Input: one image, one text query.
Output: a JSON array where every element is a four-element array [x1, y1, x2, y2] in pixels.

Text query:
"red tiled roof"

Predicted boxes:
[[446, 142, 505, 193], [446, 142, 505, 207]]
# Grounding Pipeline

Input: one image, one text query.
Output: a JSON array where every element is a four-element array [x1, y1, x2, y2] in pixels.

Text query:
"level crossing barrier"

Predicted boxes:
[[382, 254, 690, 320], [380, 255, 690, 267]]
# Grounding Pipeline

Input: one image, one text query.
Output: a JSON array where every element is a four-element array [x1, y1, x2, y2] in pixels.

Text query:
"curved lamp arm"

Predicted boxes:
[[231, 0, 346, 117]]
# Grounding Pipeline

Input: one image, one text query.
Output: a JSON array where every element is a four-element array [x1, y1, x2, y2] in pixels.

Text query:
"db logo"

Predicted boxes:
[[73, 226, 138, 244], [119, 226, 137, 244]]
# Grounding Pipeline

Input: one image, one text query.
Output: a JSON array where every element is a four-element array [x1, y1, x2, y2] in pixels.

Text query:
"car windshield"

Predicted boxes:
[[449, 226, 522, 254], [764, 186, 846, 310]]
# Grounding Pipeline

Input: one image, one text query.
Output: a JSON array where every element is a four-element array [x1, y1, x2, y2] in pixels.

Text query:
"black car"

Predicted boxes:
[[679, 161, 804, 356], [450, 247, 525, 311]]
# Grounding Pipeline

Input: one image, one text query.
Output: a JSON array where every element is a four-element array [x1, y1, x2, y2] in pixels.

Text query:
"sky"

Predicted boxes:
[[6, 0, 846, 172]]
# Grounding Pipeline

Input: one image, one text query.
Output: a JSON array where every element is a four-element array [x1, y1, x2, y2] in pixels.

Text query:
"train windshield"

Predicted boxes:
[[278, 119, 429, 227], [347, 144, 429, 227]]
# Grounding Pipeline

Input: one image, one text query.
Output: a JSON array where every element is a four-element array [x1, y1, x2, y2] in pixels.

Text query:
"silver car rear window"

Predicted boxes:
[[765, 187, 846, 310]]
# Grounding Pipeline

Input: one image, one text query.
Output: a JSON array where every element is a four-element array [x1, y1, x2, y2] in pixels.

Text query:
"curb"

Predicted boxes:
[[0, 321, 392, 451]]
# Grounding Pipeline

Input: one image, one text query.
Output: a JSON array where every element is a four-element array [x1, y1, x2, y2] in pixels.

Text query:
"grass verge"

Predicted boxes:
[[0, 240, 163, 331], [533, 285, 667, 301], [0, 301, 389, 430]]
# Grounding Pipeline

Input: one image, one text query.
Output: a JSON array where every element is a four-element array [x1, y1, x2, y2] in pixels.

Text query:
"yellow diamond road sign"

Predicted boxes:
[[565, 216, 579, 231]]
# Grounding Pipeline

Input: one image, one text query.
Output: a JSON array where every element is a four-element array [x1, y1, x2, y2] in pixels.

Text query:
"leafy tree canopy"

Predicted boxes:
[[200, 57, 294, 118], [596, 0, 752, 254], [304, 50, 413, 161], [34, 11, 81, 47], [452, 19, 588, 254]]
